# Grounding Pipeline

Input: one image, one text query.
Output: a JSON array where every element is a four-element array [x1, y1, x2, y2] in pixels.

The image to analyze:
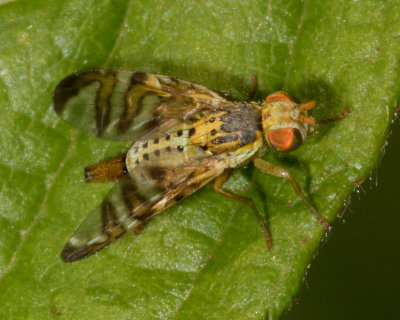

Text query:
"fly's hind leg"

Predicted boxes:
[[213, 169, 272, 249], [253, 158, 329, 230]]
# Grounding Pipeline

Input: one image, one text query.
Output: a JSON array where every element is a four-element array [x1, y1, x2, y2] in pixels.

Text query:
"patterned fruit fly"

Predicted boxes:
[[53, 70, 347, 262]]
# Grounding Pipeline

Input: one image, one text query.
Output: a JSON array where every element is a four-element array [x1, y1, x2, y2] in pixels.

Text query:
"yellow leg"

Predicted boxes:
[[253, 158, 329, 230], [213, 169, 272, 249]]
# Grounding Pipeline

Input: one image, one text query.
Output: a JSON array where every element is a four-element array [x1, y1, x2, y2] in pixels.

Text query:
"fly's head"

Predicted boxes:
[[261, 92, 317, 152]]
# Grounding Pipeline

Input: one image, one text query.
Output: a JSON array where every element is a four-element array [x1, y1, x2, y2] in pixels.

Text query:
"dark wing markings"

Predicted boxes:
[[53, 70, 226, 141]]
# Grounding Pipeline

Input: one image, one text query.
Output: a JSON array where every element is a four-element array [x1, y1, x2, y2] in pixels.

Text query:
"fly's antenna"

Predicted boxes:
[[299, 100, 317, 125], [300, 100, 350, 125], [300, 115, 316, 125], [299, 100, 316, 111]]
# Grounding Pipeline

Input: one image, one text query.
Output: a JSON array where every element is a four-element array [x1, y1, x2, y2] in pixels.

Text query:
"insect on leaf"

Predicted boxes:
[[54, 70, 330, 262]]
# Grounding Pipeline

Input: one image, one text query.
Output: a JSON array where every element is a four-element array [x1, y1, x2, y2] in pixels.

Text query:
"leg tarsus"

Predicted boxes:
[[133, 221, 148, 235], [318, 107, 351, 124], [213, 169, 272, 249], [253, 158, 330, 231]]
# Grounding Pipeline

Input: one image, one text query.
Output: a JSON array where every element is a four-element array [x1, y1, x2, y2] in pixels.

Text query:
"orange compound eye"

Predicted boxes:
[[265, 92, 293, 103], [268, 128, 303, 152]]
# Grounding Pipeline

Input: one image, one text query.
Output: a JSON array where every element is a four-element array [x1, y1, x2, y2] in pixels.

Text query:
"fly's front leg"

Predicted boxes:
[[213, 169, 272, 249], [253, 158, 329, 230], [317, 107, 351, 124]]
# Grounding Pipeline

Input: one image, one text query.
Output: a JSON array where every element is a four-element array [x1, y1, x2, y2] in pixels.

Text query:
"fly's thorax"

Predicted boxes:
[[189, 104, 262, 154], [261, 92, 316, 152]]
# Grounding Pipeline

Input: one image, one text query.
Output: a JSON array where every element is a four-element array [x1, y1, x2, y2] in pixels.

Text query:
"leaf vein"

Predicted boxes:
[[0, 131, 77, 281]]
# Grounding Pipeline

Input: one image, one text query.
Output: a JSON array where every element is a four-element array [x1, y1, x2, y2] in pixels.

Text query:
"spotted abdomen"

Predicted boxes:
[[125, 123, 209, 193]]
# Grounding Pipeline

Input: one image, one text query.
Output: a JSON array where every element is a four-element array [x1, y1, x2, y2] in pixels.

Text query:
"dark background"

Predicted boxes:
[[285, 116, 400, 319]]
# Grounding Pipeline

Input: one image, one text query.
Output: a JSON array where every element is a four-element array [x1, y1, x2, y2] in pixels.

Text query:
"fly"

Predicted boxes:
[[53, 70, 348, 262]]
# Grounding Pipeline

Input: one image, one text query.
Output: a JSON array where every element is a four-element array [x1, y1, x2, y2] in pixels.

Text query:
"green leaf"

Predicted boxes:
[[0, 0, 399, 319]]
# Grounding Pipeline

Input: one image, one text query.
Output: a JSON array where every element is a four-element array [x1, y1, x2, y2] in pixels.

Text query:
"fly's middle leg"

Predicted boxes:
[[213, 169, 272, 249], [249, 73, 258, 100]]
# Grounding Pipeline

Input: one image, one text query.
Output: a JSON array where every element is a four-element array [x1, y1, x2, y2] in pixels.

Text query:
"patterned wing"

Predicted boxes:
[[53, 70, 226, 141], [61, 160, 224, 262]]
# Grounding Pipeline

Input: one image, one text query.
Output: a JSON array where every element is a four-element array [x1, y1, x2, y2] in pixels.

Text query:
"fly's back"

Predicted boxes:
[[190, 103, 262, 154]]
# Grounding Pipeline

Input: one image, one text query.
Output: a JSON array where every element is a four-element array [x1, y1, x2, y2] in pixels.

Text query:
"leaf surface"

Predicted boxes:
[[1, 1, 399, 319]]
